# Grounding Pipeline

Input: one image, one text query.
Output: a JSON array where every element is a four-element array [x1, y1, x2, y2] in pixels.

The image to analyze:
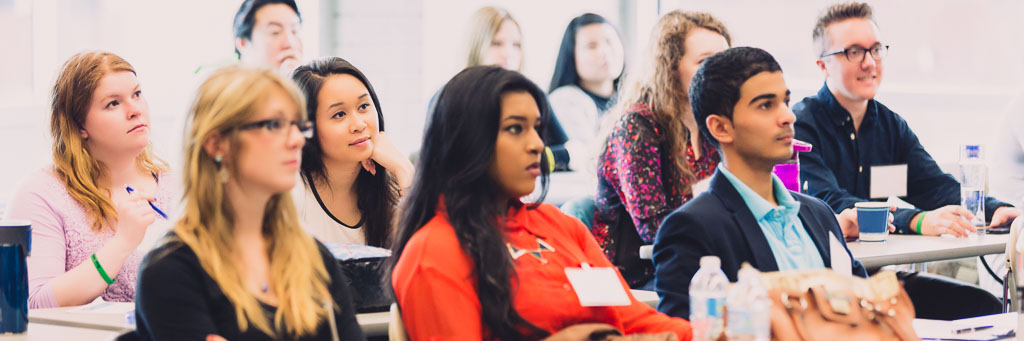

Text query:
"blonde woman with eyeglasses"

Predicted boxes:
[[134, 67, 365, 340]]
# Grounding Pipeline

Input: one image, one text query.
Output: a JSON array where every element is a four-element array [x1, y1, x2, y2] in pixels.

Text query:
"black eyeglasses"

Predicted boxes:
[[237, 119, 314, 139], [821, 44, 889, 63]]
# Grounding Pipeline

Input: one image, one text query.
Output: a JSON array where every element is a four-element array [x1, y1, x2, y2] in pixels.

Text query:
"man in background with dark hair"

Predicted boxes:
[[652, 47, 866, 319], [233, 0, 304, 75]]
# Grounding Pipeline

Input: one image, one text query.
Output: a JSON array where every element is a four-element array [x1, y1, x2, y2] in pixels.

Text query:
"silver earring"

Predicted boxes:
[[218, 166, 229, 183]]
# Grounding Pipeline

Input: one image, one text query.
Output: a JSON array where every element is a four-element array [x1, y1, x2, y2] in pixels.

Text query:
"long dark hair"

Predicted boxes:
[[291, 57, 397, 248], [389, 66, 551, 339], [549, 13, 624, 93]]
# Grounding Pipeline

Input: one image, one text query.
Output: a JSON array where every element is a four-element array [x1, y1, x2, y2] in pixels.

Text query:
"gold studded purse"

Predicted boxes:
[[760, 269, 920, 341]]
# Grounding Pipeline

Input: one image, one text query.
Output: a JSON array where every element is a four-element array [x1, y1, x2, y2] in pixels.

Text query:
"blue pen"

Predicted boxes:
[[125, 186, 168, 219]]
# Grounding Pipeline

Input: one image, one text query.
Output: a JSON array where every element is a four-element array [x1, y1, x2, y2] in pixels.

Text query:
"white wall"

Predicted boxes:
[[0, 0, 322, 212], [659, 0, 1024, 163], [4, 0, 1024, 213]]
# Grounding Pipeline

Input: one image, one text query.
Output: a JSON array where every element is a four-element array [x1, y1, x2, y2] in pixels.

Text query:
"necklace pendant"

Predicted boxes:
[[506, 237, 556, 262]]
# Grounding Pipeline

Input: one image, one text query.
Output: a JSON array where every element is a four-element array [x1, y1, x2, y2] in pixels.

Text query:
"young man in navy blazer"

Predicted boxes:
[[651, 47, 867, 319]]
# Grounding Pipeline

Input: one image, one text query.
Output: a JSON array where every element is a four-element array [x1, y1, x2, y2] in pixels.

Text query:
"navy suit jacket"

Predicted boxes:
[[652, 170, 867, 319]]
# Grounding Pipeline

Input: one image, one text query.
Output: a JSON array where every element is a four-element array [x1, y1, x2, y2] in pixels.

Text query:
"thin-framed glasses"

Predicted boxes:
[[237, 118, 314, 139], [820, 44, 889, 63]]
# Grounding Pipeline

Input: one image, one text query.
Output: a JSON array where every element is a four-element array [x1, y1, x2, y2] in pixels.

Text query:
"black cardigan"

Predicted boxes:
[[135, 236, 366, 341]]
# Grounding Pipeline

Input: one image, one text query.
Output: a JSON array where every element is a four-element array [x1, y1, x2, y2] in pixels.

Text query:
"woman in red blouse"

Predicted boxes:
[[593, 11, 732, 288], [389, 66, 690, 340]]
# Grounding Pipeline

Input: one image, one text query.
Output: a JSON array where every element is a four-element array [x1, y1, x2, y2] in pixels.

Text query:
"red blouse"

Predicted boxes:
[[392, 201, 692, 340]]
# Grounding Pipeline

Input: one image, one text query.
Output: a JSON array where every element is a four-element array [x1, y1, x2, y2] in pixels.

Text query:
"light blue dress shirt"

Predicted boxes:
[[719, 166, 825, 271]]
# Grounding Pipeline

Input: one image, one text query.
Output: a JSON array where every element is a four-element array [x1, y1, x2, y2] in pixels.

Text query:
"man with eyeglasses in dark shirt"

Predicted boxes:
[[793, 2, 1018, 238], [792, 2, 1014, 320]]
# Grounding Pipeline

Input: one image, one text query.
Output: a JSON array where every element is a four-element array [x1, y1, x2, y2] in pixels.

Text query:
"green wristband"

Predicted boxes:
[[915, 211, 928, 235], [91, 253, 115, 285]]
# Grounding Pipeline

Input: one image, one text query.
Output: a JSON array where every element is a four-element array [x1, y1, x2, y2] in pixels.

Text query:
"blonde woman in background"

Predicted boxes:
[[6, 51, 174, 308], [134, 67, 364, 340], [426, 6, 573, 170], [465, 6, 524, 70]]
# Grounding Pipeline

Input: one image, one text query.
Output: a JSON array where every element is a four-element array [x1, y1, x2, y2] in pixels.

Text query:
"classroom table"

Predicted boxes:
[[913, 312, 1016, 340], [26, 290, 659, 338], [847, 233, 1009, 269], [28, 302, 394, 337], [0, 323, 120, 341]]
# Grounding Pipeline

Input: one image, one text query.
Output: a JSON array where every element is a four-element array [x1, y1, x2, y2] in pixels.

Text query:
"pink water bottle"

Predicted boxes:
[[773, 140, 812, 193]]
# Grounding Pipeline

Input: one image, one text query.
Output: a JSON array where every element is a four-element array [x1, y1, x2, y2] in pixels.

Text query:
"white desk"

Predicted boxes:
[[356, 311, 389, 337], [847, 234, 1009, 268], [631, 289, 659, 308], [26, 291, 657, 339], [0, 324, 119, 341], [29, 302, 391, 337], [28, 305, 130, 333], [914, 312, 1016, 340]]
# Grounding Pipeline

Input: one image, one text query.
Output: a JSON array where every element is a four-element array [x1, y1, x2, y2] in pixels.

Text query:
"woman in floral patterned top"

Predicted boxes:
[[593, 11, 732, 288]]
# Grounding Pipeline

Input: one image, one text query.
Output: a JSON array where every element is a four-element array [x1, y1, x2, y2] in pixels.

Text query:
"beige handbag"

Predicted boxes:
[[759, 269, 920, 341]]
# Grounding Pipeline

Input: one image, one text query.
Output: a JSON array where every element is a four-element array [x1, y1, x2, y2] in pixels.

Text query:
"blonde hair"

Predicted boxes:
[[608, 11, 730, 190], [812, 2, 876, 54], [50, 51, 168, 233], [465, 6, 523, 71], [175, 66, 331, 338]]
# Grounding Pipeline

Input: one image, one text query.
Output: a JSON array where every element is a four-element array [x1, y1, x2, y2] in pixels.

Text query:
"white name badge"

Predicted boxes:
[[564, 263, 631, 307], [870, 164, 908, 199], [828, 232, 853, 277]]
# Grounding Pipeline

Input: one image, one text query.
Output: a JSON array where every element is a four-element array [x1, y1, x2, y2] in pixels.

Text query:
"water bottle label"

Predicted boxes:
[[727, 308, 770, 335], [690, 295, 725, 318], [707, 297, 724, 318]]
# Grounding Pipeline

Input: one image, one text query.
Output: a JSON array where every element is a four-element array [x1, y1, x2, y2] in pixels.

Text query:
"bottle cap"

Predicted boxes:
[[0, 221, 31, 258], [962, 144, 983, 160], [737, 262, 760, 280]]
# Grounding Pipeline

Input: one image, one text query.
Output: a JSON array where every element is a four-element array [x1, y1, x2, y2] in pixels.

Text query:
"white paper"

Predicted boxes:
[[870, 165, 908, 199], [68, 300, 134, 314], [912, 318, 1012, 341], [829, 232, 853, 276], [564, 264, 631, 307]]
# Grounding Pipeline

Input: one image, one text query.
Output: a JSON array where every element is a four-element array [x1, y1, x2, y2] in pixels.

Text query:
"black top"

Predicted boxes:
[[652, 170, 867, 319], [305, 171, 365, 229], [135, 235, 366, 341], [579, 86, 613, 113], [793, 84, 1011, 233]]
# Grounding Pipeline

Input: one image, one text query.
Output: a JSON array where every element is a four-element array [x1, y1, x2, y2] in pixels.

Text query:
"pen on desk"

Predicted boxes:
[[952, 325, 993, 334], [125, 186, 168, 219]]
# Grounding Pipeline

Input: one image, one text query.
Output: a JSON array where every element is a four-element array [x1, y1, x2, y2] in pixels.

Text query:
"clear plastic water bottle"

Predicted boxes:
[[726, 263, 770, 341], [690, 256, 728, 341], [959, 144, 987, 237]]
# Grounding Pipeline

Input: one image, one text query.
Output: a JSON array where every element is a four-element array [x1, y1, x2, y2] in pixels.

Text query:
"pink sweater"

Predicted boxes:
[[4, 168, 176, 309]]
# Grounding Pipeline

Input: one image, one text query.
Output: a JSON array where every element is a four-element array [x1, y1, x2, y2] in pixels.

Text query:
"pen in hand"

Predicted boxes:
[[952, 325, 993, 334], [125, 186, 168, 219]]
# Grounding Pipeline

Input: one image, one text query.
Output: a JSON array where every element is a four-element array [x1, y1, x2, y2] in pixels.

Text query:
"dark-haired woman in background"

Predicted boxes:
[[390, 66, 690, 340], [549, 13, 625, 171], [291, 57, 414, 247]]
